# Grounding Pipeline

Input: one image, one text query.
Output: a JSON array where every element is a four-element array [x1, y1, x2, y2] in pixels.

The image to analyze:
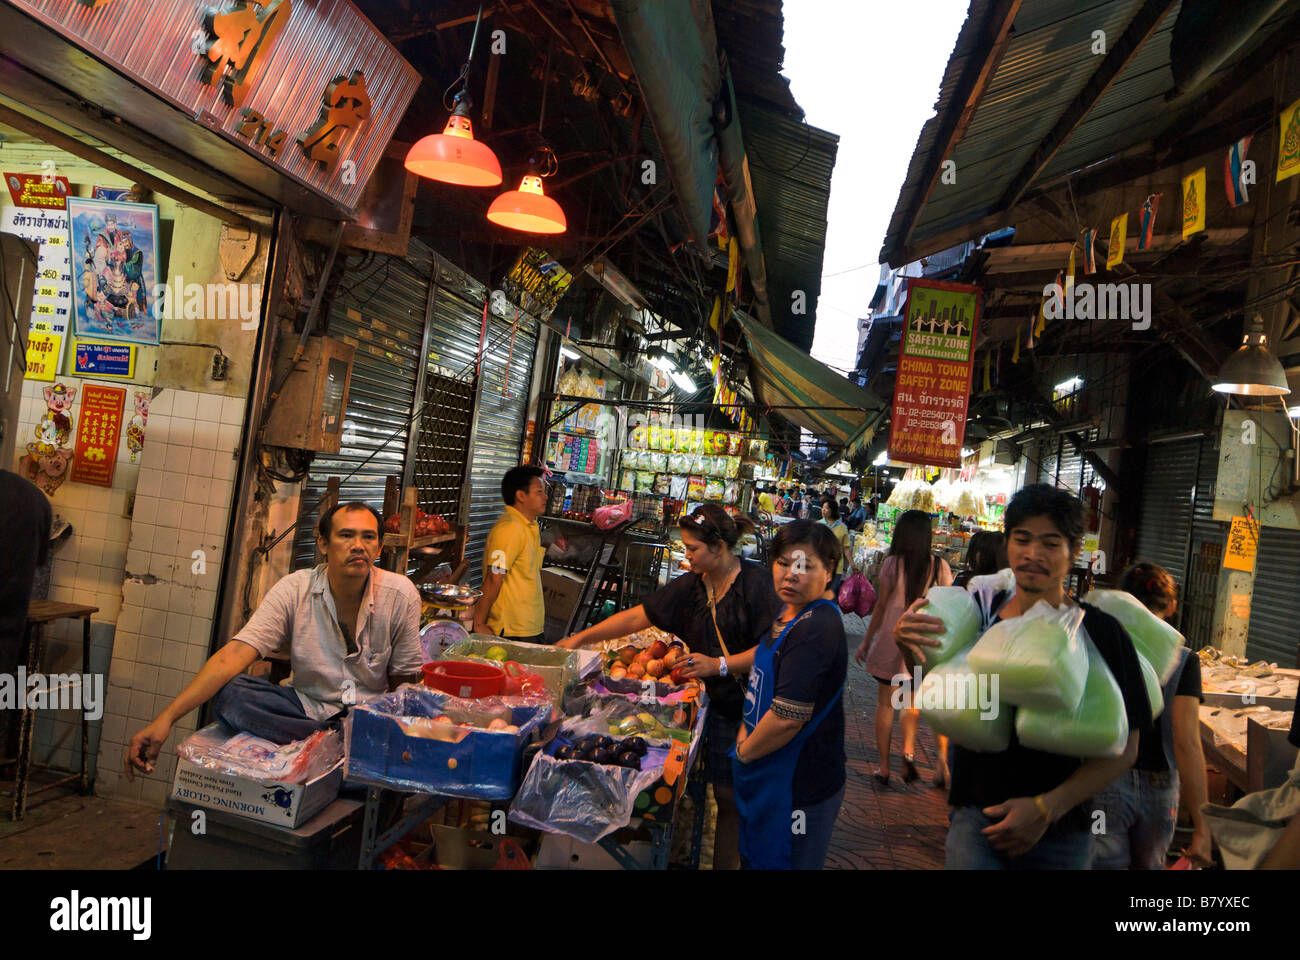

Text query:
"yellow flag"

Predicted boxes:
[[1182, 167, 1206, 239], [1066, 244, 1076, 297], [708, 296, 722, 333], [982, 350, 991, 391], [726, 236, 740, 293], [1012, 324, 1020, 364], [1106, 212, 1128, 269], [1276, 96, 1300, 182]]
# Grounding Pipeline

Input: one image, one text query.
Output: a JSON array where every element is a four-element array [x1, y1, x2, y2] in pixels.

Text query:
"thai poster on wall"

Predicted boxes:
[[67, 197, 161, 345]]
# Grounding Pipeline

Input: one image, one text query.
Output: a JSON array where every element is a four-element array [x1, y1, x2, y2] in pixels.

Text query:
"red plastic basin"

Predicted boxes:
[[422, 660, 506, 698]]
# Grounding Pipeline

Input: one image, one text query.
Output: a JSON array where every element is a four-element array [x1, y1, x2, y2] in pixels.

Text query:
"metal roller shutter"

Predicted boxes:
[[1182, 434, 1226, 644], [1134, 439, 1199, 589], [1246, 527, 1300, 667], [292, 243, 432, 569]]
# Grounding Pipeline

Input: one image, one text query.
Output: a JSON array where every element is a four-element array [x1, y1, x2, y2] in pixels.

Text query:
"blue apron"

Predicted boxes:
[[731, 598, 843, 869]]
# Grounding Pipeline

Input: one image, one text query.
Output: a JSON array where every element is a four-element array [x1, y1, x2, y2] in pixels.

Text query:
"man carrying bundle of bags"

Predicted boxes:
[[896, 483, 1187, 869]]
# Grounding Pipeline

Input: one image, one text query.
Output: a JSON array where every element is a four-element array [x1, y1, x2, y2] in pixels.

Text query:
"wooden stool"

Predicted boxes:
[[6, 600, 98, 820]]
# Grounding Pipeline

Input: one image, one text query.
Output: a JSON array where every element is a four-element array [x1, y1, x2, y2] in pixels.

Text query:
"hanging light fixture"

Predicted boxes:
[[487, 40, 566, 234], [1211, 314, 1291, 396], [404, 2, 501, 187]]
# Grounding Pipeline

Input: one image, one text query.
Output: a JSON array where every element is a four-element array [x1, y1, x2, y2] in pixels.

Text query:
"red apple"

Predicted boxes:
[[648, 640, 669, 660], [670, 666, 689, 685], [645, 659, 666, 678], [619, 645, 638, 666]]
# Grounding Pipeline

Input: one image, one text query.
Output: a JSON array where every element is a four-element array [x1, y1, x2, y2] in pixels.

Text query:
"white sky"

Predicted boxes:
[[781, 0, 971, 374]]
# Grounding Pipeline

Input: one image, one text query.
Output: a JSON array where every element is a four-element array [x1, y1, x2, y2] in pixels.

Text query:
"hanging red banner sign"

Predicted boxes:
[[69, 383, 125, 487], [887, 278, 981, 469], [4, 171, 72, 209]]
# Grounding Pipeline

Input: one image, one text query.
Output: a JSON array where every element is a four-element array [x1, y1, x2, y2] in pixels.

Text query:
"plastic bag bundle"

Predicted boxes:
[[952, 486, 983, 518], [177, 724, 343, 783], [967, 601, 1087, 712], [966, 567, 1016, 597], [1137, 652, 1164, 720], [1083, 589, 1184, 683], [1015, 636, 1130, 758], [916, 651, 1012, 753], [918, 586, 982, 668]]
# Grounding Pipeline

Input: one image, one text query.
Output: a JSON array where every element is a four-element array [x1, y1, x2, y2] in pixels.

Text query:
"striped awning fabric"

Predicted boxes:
[[735, 310, 885, 459]]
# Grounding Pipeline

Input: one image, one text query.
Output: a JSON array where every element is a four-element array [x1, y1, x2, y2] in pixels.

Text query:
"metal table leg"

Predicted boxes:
[[11, 622, 40, 821], [80, 616, 90, 794]]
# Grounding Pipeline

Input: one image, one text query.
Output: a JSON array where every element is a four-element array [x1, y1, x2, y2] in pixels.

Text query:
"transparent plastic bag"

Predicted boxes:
[[1083, 589, 1184, 683], [967, 600, 1087, 712], [918, 585, 981, 668], [1014, 635, 1129, 758], [177, 723, 343, 783], [916, 651, 1012, 753], [1137, 651, 1165, 720]]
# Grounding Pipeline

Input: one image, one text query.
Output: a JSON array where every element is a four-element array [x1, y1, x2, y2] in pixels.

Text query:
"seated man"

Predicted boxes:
[[126, 501, 422, 779]]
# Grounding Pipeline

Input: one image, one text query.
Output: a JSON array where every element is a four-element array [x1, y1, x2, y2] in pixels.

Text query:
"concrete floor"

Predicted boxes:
[[0, 774, 164, 869]]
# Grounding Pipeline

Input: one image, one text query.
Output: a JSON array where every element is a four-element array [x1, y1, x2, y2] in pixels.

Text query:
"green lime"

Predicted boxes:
[[485, 645, 508, 662]]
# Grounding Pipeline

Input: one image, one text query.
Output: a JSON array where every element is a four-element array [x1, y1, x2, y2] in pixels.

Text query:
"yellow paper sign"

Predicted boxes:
[[1106, 212, 1127, 269], [25, 332, 61, 381], [1277, 95, 1300, 183], [1223, 515, 1259, 572], [1181, 167, 1206, 240]]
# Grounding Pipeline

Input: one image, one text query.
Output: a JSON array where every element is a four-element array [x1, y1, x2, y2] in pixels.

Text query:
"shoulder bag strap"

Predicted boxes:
[[703, 573, 732, 658]]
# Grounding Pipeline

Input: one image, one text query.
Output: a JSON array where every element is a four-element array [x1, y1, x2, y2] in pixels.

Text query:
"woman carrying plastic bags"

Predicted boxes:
[[896, 484, 1153, 869], [684, 519, 848, 868], [1088, 564, 1212, 869]]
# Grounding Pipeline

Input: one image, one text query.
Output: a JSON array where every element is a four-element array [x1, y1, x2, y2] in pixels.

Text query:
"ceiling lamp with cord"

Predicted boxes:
[[403, 1, 502, 187], [1212, 314, 1292, 397], [487, 41, 566, 234]]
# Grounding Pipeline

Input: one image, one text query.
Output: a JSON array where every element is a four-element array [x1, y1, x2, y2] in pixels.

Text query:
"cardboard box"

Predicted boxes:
[[170, 756, 343, 829], [535, 833, 652, 870], [541, 567, 586, 620]]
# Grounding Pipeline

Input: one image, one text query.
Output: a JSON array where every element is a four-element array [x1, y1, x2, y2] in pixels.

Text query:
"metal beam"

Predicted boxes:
[[0, 102, 258, 231], [998, 0, 1178, 211], [895, 0, 1023, 255]]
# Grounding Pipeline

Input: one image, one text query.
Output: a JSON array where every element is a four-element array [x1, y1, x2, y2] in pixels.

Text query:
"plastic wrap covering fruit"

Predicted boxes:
[[344, 685, 551, 799], [917, 586, 982, 668], [441, 636, 578, 701], [1014, 636, 1129, 758], [177, 724, 343, 783], [507, 731, 669, 842], [559, 694, 693, 745], [1083, 589, 1185, 683], [968, 601, 1087, 712], [916, 652, 1013, 753]]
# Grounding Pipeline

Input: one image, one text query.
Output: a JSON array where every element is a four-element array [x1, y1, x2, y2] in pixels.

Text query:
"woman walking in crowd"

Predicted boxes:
[[681, 519, 847, 868], [952, 531, 1008, 588], [1090, 563, 1212, 869], [558, 503, 780, 869], [855, 509, 952, 785], [819, 498, 852, 596]]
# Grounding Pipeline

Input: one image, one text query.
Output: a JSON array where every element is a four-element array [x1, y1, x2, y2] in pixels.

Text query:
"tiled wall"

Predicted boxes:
[[14, 377, 141, 779], [93, 388, 244, 806]]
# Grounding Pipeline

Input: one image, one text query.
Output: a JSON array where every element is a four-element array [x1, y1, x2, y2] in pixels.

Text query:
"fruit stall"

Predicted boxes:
[[167, 624, 710, 871]]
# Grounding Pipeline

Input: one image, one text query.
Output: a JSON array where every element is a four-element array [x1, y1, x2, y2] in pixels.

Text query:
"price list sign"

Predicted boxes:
[[1, 206, 72, 379], [69, 383, 126, 487]]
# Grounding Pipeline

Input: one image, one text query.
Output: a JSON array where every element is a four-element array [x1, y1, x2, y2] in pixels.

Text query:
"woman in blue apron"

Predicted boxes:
[[684, 519, 848, 868]]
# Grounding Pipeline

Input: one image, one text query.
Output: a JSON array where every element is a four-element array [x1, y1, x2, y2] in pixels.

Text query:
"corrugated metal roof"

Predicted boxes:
[[737, 100, 839, 353], [880, 0, 1297, 266]]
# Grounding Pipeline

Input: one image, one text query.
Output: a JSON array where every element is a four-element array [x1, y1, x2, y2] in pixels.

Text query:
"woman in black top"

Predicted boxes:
[[952, 531, 1007, 588], [559, 503, 780, 869], [683, 519, 848, 868]]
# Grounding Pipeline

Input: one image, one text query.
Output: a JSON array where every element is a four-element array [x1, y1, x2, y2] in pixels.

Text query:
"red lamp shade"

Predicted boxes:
[[486, 174, 567, 234], [404, 109, 502, 187]]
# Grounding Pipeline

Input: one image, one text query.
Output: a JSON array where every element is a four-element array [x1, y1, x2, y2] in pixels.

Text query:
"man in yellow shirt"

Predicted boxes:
[[473, 465, 547, 642]]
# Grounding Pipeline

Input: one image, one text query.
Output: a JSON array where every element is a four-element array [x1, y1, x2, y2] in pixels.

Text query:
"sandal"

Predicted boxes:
[[902, 754, 919, 783], [872, 769, 890, 786]]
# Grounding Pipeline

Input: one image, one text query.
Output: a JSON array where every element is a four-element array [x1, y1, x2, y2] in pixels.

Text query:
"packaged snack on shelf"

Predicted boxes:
[[727, 433, 744, 456], [648, 452, 668, 472], [654, 473, 672, 495], [747, 438, 767, 459], [622, 448, 641, 469], [669, 475, 689, 499], [649, 424, 661, 450], [676, 426, 694, 452], [668, 452, 688, 473], [687, 475, 706, 499], [709, 430, 730, 454], [704, 478, 724, 500], [658, 426, 675, 452], [723, 480, 740, 504], [630, 423, 649, 449], [619, 469, 636, 492], [637, 470, 656, 492], [726, 456, 741, 478]]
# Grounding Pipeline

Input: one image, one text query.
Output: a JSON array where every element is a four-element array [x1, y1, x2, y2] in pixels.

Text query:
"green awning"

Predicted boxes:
[[735, 310, 885, 461]]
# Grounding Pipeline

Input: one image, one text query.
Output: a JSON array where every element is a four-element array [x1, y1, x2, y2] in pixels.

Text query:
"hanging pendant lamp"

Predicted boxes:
[[1212, 314, 1291, 397], [403, 1, 501, 187], [487, 39, 566, 234]]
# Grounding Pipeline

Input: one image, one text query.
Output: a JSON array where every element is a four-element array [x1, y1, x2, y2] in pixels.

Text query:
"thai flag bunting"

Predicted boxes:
[[1225, 135, 1253, 207], [1137, 193, 1162, 251], [1081, 227, 1097, 274]]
